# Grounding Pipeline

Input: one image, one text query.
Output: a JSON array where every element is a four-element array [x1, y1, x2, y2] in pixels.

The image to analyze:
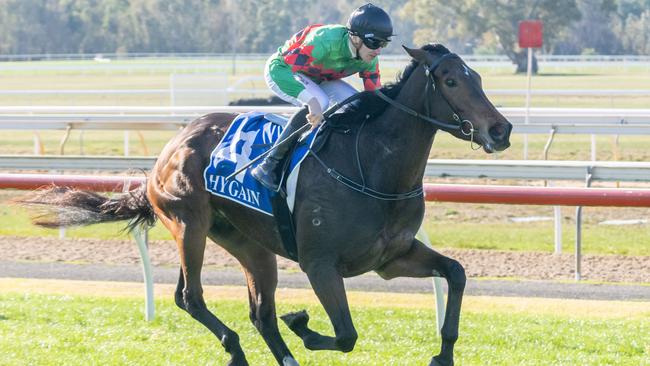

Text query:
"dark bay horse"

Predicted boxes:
[[22, 44, 511, 366]]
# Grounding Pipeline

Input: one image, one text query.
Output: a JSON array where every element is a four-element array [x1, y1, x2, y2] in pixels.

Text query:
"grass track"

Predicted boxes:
[[0, 279, 649, 366]]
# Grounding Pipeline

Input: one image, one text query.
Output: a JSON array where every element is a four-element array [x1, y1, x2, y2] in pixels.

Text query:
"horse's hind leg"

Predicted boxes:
[[208, 230, 297, 365], [165, 216, 247, 365], [375, 239, 466, 366], [281, 264, 358, 353]]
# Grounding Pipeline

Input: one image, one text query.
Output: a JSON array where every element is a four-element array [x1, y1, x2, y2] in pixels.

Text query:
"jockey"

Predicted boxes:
[[251, 3, 393, 191]]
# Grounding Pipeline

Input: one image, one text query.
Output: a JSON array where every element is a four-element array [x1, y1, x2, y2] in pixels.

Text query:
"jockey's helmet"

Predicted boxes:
[[347, 3, 393, 48]]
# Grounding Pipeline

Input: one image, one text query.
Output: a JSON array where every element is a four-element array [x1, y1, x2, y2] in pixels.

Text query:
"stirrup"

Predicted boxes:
[[251, 164, 281, 191]]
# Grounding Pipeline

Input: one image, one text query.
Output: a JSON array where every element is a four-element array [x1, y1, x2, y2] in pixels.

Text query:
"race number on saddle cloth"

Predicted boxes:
[[203, 112, 319, 216]]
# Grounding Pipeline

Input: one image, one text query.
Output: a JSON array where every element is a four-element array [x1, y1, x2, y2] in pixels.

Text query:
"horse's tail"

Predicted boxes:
[[17, 183, 156, 233]]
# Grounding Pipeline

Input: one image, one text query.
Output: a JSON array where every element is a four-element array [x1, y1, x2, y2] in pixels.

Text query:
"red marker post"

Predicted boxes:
[[518, 20, 561, 253], [518, 20, 543, 160]]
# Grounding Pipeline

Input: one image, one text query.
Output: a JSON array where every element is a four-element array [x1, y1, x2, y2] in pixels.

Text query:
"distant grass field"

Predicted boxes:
[[2, 59, 649, 158], [0, 58, 649, 107], [422, 217, 650, 256], [3, 128, 650, 161], [0, 279, 648, 366]]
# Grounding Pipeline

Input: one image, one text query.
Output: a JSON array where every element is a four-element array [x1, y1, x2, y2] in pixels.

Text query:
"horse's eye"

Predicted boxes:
[[445, 79, 457, 87]]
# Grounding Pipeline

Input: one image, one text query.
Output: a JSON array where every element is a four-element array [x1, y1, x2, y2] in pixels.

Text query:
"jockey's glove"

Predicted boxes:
[[306, 97, 324, 129]]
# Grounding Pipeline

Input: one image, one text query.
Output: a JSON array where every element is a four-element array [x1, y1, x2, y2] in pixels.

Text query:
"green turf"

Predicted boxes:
[[0, 292, 648, 366], [422, 221, 650, 256]]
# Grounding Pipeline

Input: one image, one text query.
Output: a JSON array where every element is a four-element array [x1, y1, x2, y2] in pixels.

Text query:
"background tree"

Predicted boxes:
[[402, 0, 582, 73], [1, 0, 649, 57], [0, 0, 72, 54], [236, 0, 297, 53], [554, 0, 624, 55], [611, 0, 650, 54]]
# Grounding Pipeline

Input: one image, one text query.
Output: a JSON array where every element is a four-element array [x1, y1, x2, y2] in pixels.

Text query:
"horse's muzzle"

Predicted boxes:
[[488, 122, 512, 152]]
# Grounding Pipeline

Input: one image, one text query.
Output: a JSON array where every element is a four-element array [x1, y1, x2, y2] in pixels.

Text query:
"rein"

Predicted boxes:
[[374, 90, 459, 132], [308, 52, 475, 201], [310, 112, 423, 201], [375, 53, 475, 139]]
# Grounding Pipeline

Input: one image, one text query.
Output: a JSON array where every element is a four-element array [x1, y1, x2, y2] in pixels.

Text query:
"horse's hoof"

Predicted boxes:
[[429, 355, 452, 366], [282, 356, 300, 366], [280, 310, 310, 331]]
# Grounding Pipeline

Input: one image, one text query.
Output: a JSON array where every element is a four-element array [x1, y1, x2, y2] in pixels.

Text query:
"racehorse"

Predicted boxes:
[[20, 44, 511, 366]]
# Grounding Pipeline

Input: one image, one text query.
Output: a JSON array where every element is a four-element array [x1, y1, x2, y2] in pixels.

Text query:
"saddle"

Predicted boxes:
[[203, 111, 345, 261]]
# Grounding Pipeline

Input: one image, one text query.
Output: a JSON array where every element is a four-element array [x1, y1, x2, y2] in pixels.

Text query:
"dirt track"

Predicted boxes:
[[2, 236, 648, 283]]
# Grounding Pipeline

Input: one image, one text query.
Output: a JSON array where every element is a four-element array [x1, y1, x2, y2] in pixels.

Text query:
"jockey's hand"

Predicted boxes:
[[306, 98, 324, 130], [306, 113, 323, 129]]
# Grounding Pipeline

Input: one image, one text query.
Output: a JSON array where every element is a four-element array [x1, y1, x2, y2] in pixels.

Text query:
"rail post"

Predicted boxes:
[[416, 228, 445, 336], [132, 224, 154, 321], [543, 127, 562, 254], [123, 178, 154, 321], [574, 167, 593, 281]]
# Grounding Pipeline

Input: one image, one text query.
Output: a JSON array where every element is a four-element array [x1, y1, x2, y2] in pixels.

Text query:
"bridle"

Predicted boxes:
[[374, 53, 476, 143], [309, 52, 481, 201]]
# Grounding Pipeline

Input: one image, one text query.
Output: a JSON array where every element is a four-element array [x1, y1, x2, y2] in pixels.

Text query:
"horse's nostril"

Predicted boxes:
[[489, 123, 511, 141], [489, 125, 504, 139]]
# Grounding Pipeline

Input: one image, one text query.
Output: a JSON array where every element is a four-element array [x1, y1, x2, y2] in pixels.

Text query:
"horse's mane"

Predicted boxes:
[[328, 44, 451, 126]]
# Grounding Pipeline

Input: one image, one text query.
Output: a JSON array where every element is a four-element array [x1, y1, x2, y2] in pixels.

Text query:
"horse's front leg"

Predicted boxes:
[[281, 264, 358, 352], [376, 239, 466, 366]]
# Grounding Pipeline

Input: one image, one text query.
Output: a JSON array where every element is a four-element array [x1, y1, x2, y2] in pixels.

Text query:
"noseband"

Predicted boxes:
[[374, 53, 475, 139]]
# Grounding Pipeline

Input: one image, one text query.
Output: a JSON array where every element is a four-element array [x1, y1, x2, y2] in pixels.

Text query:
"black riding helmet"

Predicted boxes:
[[347, 3, 394, 48]]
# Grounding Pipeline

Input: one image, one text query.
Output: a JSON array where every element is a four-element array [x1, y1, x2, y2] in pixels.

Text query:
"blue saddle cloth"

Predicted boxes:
[[203, 112, 318, 216]]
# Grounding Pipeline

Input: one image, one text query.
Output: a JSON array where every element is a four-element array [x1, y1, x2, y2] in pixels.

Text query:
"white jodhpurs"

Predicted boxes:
[[264, 60, 358, 112]]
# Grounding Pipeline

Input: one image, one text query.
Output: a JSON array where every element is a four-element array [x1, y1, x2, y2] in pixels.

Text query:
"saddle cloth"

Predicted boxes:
[[203, 111, 320, 216]]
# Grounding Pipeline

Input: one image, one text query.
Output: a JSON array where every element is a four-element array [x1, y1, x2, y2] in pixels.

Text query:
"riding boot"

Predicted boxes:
[[251, 106, 309, 191]]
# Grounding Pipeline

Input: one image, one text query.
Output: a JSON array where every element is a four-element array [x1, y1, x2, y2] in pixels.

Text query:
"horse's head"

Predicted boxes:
[[402, 44, 512, 153]]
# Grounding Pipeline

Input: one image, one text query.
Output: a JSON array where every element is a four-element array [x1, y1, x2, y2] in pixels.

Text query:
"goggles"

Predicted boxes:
[[361, 37, 389, 50]]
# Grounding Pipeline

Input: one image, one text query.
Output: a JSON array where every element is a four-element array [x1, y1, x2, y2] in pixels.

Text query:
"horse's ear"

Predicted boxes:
[[402, 45, 428, 63]]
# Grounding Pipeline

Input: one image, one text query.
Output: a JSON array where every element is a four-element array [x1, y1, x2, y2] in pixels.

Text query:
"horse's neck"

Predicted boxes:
[[362, 69, 436, 192]]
